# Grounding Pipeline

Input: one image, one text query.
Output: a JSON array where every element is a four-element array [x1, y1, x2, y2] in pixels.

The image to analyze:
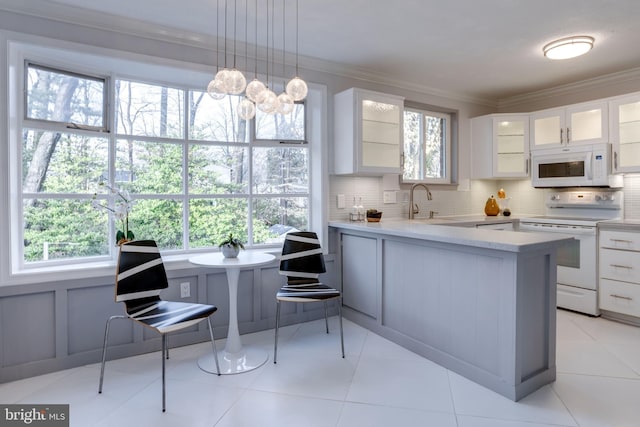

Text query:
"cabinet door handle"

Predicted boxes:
[[400, 152, 405, 168], [560, 128, 563, 144], [614, 151, 618, 170], [525, 158, 529, 174], [610, 294, 633, 301], [610, 239, 633, 244], [566, 127, 570, 143], [610, 264, 633, 270]]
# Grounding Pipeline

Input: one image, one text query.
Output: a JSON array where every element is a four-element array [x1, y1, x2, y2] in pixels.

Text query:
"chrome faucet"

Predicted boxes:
[[408, 183, 432, 219]]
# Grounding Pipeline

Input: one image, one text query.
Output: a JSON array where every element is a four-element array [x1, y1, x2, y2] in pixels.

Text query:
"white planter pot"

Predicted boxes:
[[221, 244, 240, 258]]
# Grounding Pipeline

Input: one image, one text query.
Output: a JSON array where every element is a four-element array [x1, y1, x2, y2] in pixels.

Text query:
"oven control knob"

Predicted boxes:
[[550, 194, 560, 201], [595, 194, 602, 201]]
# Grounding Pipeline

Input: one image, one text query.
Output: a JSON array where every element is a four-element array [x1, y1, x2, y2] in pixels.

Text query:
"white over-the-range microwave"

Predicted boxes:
[[531, 143, 623, 188]]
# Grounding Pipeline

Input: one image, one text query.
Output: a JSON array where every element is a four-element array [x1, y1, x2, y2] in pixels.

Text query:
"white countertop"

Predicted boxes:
[[598, 219, 640, 230], [329, 218, 571, 253]]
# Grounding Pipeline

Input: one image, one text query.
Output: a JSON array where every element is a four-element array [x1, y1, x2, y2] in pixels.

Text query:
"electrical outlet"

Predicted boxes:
[[383, 190, 397, 204], [180, 282, 190, 298]]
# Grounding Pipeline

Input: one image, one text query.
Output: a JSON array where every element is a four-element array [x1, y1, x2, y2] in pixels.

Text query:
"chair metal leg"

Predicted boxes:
[[166, 335, 169, 360], [162, 334, 167, 412], [207, 317, 221, 376], [274, 300, 281, 364], [98, 315, 126, 394], [338, 299, 345, 358], [324, 301, 329, 333]]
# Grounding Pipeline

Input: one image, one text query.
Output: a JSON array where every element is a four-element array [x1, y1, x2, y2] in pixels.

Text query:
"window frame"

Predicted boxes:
[[24, 61, 110, 133], [402, 106, 453, 185], [7, 40, 322, 277]]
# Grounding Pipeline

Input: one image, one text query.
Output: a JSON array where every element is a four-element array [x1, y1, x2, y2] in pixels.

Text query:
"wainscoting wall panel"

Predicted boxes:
[[0, 257, 335, 383], [2, 291, 56, 367]]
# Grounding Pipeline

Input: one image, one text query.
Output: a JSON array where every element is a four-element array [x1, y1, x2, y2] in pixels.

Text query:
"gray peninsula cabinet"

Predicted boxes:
[[330, 220, 571, 401]]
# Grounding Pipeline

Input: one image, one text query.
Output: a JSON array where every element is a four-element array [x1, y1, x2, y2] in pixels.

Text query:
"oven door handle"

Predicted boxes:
[[519, 224, 596, 235]]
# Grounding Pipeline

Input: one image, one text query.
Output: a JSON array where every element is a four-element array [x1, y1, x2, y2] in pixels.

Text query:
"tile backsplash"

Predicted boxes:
[[329, 176, 547, 221], [623, 174, 640, 219], [329, 174, 640, 221]]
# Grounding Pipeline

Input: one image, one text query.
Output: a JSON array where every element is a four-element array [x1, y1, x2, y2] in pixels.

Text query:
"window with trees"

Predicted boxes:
[[403, 107, 452, 184], [20, 62, 308, 266]]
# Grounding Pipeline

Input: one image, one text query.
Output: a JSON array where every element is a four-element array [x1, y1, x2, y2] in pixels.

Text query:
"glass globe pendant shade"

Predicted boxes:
[[238, 97, 256, 120], [214, 69, 231, 88], [206, 78, 227, 100], [276, 92, 295, 115], [245, 79, 267, 102], [257, 89, 279, 114], [224, 69, 247, 95], [286, 76, 308, 101]]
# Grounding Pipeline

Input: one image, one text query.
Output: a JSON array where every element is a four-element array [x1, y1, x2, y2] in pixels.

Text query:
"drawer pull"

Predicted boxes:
[[610, 264, 633, 270], [610, 239, 633, 244], [610, 294, 633, 301]]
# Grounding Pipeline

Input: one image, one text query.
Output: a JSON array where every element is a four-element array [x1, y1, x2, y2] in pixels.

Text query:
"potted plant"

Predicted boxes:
[[218, 233, 245, 258], [92, 180, 135, 245]]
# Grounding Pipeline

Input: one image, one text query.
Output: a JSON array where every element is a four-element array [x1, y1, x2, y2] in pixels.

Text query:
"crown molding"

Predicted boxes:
[[298, 55, 498, 108], [0, 0, 497, 108], [0, 0, 211, 46], [498, 67, 640, 110]]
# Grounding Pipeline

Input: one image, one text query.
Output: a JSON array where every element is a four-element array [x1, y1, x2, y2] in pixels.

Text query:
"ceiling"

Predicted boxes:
[[7, 0, 640, 103]]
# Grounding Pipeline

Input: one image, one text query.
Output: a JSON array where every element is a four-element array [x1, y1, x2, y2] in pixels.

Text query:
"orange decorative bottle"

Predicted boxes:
[[484, 195, 500, 216]]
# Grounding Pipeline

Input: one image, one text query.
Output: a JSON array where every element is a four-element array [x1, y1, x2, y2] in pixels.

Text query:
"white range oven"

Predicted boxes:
[[519, 190, 623, 316]]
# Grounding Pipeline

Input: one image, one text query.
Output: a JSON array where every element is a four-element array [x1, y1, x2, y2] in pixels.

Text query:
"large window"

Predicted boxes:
[[403, 107, 452, 184], [19, 62, 309, 266]]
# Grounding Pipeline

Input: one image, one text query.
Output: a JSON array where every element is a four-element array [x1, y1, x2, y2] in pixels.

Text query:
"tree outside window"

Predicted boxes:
[[20, 64, 309, 264], [403, 107, 452, 184]]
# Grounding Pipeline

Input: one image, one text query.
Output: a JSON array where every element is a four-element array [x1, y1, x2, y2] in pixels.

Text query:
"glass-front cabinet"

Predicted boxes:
[[610, 93, 640, 173], [334, 88, 404, 175], [470, 114, 529, 178], [530, 101, 608, 150]]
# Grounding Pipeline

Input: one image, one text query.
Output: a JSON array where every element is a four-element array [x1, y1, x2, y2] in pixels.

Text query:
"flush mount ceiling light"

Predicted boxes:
[[543, 36, 595, 60]]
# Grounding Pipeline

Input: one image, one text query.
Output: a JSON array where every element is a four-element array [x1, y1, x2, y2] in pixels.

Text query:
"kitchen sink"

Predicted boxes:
[[407, 218, 456, 225]]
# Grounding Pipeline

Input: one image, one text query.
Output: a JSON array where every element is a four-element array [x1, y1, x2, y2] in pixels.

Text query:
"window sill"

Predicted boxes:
[[2, 248, 285, 288]]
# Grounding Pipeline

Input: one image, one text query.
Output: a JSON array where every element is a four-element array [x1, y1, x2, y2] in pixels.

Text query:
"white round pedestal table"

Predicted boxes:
[[189, 251, 276, 374]]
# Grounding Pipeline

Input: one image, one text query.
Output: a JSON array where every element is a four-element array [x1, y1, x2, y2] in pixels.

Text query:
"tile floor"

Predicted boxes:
[[2, 309, 640, 427]]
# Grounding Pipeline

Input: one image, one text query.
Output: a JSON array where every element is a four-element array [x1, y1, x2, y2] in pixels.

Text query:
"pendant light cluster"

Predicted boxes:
[[206, 0, 307, 120]]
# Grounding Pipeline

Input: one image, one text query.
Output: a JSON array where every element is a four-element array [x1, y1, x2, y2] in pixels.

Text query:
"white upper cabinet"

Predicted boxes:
[[530, 101, 608, 150], [471, 114, 530, 179], [334, 88, 404, 175], [610, 93, 640, 173]]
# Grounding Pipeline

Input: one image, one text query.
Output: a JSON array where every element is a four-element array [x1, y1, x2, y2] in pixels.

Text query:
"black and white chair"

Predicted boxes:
[[274, 231, 344, 363], [98, 240, 220, 412]]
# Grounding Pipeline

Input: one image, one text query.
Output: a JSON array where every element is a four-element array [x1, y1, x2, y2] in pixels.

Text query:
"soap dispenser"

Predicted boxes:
[[350, 197, 359, 221]]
